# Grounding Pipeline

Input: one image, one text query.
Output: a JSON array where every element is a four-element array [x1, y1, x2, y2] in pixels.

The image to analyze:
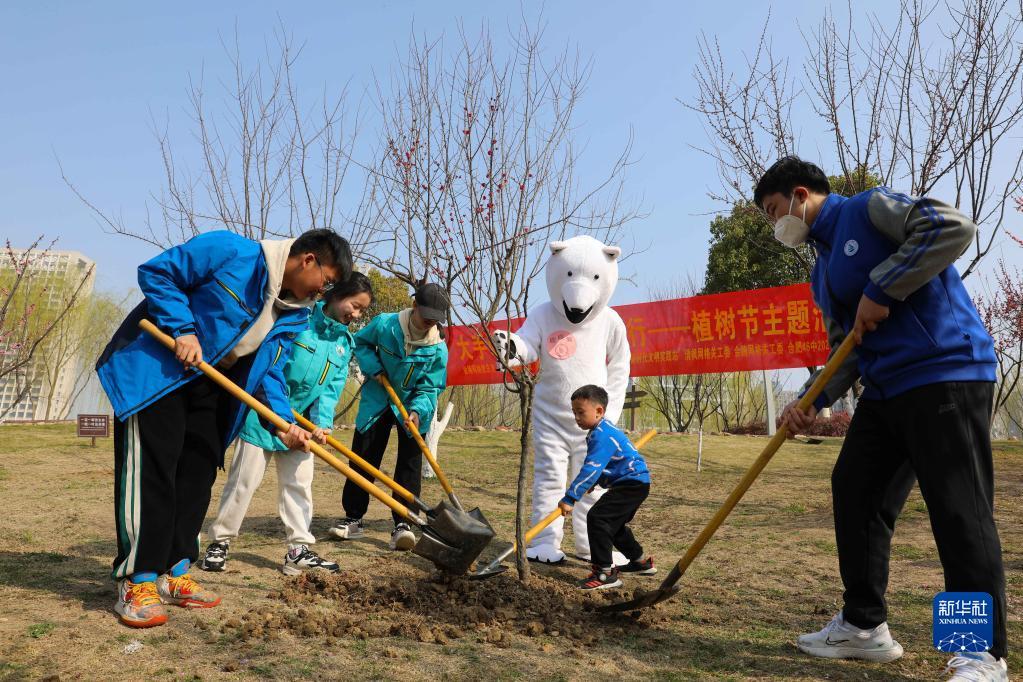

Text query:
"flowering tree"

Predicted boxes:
[[976, 261, 1023, 430], [978, 197, 1023, 431], [360, 22, 638, 580]]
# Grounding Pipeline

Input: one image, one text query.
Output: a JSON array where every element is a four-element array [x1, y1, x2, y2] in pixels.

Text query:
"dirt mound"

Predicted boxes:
[[222, 561, 669, 647]]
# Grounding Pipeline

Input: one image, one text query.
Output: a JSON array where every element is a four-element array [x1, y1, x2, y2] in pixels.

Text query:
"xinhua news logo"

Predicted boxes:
[[933, 592, 993, 653]]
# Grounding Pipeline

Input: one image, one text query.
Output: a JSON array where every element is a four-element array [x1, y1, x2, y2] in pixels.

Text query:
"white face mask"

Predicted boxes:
[[773, 194, 809, 248]]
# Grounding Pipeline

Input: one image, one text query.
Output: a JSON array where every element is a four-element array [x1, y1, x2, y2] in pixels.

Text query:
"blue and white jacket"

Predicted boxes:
[[238, 301, 354, 451], [561, 419, 650, 505], [95, 231, 310, 451], [802, 188, 996, 406]]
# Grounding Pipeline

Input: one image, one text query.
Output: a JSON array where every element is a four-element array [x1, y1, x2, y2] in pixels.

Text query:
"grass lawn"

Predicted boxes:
[[0, 424, 1019, 680]]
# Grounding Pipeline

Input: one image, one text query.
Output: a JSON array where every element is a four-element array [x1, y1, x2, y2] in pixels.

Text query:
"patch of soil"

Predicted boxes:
[[222, 561, 669, 647]]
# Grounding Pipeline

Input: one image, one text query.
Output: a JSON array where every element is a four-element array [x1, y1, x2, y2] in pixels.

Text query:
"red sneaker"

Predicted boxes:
[[577, 565, 623, 591]]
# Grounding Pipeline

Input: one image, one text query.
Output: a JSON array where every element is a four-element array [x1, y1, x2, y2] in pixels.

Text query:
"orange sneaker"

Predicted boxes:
[[156, 572, 221, 609], [115, 579, 168, 628]]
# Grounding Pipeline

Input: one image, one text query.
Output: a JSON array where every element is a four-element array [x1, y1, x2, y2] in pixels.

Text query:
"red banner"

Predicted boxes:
[[445, 283, 831, 385], [446, 316, 527, 386]]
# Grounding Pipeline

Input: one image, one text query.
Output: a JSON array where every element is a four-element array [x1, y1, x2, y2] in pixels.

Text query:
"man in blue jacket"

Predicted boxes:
[[757, 157, 1008, 681], [96, 228, 351, 629], [329, 283, 449, 551]]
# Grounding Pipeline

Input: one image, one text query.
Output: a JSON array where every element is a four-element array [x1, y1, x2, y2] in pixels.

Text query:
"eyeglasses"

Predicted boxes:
[[314, 257, 337, 293]]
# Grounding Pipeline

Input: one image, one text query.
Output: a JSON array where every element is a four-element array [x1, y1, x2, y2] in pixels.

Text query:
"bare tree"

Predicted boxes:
[[360, 21, 637, 580], [690, 0, 1023, 278], [643, 373, 712, 432], [0, 238, 94, 421], [449, 384, 520, 428], [64, 26, 371, 250], [714, 371, 768, 431], [36, 290, 129, 420]]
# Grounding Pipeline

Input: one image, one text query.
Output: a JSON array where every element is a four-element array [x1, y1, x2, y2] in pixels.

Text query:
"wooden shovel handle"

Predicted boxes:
[[634, 429, 657, 450], [292, 411, 426, 512], [138, 319, 426, 526], [658, 334, 858, 592], [377, 374, 460, 504]]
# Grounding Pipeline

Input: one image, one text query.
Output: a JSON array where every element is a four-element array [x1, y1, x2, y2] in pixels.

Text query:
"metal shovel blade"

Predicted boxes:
[[412, 500, 495, 574], [469, 563, 509, 580], [468, 544, 514, 581], [596, 585, 681, 613], [467, 506, 492, 529]]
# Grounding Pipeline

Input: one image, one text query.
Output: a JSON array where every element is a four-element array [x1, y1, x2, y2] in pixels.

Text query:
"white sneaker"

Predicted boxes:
[[328, 517, 364, 540], [944, 652, 1008, 681], [527, 544, 566, 565], [389, 523, 416, 551], [796, 611, 904, 662]]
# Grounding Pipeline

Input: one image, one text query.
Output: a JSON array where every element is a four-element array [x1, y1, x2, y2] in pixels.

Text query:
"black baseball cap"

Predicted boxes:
[[414, 283, 450, 322]]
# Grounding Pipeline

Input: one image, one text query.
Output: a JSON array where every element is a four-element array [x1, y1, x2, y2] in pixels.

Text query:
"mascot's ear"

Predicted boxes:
[[602, 245, 622, 261], [549, 241, 568, 255]]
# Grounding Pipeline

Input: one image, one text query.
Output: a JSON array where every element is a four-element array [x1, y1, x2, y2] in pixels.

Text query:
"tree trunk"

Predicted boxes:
[[514, 384, 534, 582]]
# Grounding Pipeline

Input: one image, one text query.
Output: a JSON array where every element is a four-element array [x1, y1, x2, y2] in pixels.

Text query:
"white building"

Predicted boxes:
[[0, 248, 96, 421]]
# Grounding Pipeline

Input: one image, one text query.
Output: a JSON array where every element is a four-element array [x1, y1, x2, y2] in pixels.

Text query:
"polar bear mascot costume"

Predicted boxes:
[[495, 235, 631, 564]]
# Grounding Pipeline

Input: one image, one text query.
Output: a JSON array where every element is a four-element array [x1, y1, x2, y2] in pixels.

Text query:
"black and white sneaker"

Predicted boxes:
[[282, 545, 341, 576], [200, 542, 229, 572], [389, 523, 416, 551], [577, 565, 623, 591], [619, 556, 657, 575], [328, 517, 364, 540]]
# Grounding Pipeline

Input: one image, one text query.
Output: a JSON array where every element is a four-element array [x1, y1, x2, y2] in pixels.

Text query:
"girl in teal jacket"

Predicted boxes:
[[201, 273, 373, 576]]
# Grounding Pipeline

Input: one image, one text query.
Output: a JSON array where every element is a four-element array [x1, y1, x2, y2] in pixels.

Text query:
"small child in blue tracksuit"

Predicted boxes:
[[558, 384, 654, 591]]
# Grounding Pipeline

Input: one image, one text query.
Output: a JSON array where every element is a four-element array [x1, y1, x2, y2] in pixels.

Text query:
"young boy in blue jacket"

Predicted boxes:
[[758, 157, 1008, 680], [96, 228, 351, 628], [329, 283, 449, 551], [201, 273, 374, 576], [558, 385, 654, 591]]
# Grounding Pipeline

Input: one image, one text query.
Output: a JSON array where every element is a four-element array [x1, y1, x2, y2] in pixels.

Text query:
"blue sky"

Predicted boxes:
[[1, 0, 1019, 306]]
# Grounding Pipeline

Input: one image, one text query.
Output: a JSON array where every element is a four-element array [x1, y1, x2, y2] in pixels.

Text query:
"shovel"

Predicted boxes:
[[598, 334, 857, 613], [378, 374, 487, 526], [139, 319, 493, 574], [291, 411, 434, 516], [471, 428, 659, 580]]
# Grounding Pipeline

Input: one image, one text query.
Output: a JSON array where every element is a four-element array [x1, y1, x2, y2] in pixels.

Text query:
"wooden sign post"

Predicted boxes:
[[77, 414, 110, 447], [623, 383, 647, 431]]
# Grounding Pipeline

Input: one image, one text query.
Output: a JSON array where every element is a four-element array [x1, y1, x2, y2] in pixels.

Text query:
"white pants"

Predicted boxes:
[[207, 439, 315, 548], [528, 413, 606, 556]]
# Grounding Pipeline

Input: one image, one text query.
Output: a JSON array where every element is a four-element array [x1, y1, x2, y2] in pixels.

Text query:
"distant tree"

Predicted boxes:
[[0, 238, 94, 421], [36, 289, 129, 420], [361, 268, 410, 328], [690, 0, 1023, 280], [64, 27, 371, 251], [975, 261, 1023, 429], [703, 202, 810, 295], [703, 169, 881, 296]]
